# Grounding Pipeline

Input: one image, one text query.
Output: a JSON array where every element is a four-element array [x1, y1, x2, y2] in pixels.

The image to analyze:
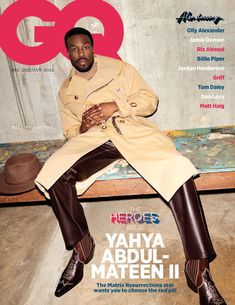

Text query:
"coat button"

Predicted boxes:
[[130, 102, 137, 107], [74, 95, 79, 100], [102, 125, 107, 129], [69, 77, 72, 81]]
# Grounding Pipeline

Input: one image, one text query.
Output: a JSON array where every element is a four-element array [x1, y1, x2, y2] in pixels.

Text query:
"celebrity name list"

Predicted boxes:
[[178, 25, 225, 110]]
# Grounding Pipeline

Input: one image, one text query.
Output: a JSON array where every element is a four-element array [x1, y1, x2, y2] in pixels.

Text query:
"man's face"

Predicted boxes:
[[67, 34, 94, 72]]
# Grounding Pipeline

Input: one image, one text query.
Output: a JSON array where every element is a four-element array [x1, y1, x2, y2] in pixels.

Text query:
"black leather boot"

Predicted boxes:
[[55, 232, 95, 297], [185, 259, 227, 305]]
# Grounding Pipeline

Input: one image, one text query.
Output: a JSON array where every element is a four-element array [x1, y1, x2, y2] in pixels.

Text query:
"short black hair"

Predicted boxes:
[[64, 27, 94, 49]]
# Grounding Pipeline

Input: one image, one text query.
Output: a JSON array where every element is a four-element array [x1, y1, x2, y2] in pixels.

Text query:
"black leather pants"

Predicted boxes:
[[169, 178, 216, 261], [48, 142, 216, 260], [48, 141, 123, 248]]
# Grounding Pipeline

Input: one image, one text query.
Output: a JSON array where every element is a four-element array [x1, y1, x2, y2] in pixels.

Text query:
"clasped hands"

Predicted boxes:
[[80, 101, 119, 134]]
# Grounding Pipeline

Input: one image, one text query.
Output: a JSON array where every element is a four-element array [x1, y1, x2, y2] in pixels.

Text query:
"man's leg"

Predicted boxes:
[[48, 141, 123, 297], [169, 178, 226, 305]]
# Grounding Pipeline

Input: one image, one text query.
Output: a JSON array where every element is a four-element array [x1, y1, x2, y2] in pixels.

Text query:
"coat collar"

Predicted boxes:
[[65, 55, 123, 99]]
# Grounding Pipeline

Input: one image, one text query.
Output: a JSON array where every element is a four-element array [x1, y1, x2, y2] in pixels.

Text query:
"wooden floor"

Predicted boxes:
[[1, 193, 234, 305]]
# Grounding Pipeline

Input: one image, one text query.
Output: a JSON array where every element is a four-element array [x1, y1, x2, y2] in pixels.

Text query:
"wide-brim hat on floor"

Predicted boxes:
[[0, 153, 43, 194]]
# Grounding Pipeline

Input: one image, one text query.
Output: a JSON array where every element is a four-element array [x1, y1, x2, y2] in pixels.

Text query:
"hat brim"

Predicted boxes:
[[0, 162, 44, 195]]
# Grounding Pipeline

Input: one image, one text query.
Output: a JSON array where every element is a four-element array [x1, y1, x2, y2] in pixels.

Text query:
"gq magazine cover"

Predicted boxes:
[[0, 1, 234, 305]]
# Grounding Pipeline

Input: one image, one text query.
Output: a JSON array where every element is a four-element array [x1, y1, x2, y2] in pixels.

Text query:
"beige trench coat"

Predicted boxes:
[[35, 55, 197, 202]]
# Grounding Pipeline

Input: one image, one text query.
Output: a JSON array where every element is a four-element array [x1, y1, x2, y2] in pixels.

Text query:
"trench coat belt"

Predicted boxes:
[[111, 116, 123, 135], [101, 116, 123, 135], [112, 116, 123, 135]]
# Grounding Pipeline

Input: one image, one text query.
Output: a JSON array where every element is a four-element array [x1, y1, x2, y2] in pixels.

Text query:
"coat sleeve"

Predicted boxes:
[[57, 92, 82, 140], [115, 62, 159, 118]]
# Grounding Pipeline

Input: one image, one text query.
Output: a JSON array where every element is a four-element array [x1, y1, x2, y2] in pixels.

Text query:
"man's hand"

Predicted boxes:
[[80, 101, 119, 133]]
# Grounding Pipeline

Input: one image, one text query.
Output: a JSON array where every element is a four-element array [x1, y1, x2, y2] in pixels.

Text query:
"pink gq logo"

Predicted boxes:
[[0, 0, 124, 65]]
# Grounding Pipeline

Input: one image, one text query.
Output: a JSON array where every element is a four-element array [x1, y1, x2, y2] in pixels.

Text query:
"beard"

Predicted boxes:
[[72, 59, 94, 73]]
